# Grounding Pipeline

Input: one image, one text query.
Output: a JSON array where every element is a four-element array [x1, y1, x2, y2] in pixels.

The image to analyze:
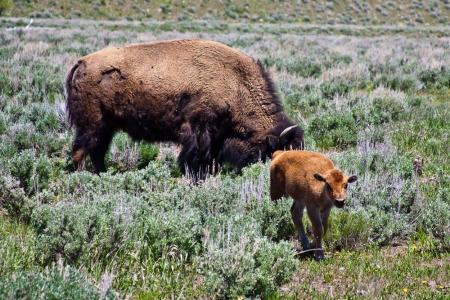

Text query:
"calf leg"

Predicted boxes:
[[307, 207, 324, 261], [291, 200, 310, 250], [321, 208, 331, 237]]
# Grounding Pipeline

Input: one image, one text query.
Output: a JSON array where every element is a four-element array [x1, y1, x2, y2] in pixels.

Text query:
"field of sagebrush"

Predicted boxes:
[[0, 18, 449, 299], [6, 0, 450, 26]]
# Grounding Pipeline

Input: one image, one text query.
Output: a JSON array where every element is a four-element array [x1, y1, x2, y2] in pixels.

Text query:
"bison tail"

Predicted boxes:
[[64, 60, 82, 128]]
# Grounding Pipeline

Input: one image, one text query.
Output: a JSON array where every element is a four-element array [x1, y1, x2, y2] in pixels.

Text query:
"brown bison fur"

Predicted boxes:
[[65, 39, 304, 180], [270, 150, 357, 260]]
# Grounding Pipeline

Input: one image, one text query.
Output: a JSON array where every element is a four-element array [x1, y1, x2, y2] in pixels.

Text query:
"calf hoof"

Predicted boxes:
[[314, 249, 325, 261], [300, 240, 311, 252]]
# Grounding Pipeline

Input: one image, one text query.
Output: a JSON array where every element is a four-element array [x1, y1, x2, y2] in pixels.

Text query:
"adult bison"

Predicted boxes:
[[65, 39, 304, 180]]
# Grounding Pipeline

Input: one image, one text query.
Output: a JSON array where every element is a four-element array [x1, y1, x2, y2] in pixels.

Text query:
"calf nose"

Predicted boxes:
[[334, 198, 345, 208]]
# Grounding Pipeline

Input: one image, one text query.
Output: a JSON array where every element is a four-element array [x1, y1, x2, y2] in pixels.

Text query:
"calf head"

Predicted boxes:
[[314, 169, 357, 208]]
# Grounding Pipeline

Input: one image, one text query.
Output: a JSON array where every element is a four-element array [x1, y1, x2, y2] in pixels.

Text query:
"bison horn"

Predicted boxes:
[[279, 125, 298, 139]]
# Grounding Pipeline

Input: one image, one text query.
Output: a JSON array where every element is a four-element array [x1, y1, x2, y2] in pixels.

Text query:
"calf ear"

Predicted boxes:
[[266, 135, 279, 152], [347, 175, 358, 183], [314, 173, 326, 182]]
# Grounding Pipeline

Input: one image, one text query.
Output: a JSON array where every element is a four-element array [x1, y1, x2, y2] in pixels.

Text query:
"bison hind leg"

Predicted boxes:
[[89, 130, 114, 173], [72, 126, 114, 174], [73, 147, 87, 171]]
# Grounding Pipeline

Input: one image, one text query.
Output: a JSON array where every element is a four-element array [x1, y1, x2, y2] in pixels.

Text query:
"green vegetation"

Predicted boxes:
[[0, 0, 12, 16], [0, 18, 449, 298], [284, 246, 449, 298], [5, 0, 450, 26]]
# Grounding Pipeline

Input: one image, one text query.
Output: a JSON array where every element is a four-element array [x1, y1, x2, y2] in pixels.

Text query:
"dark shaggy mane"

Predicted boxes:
[[256, 59, 297, 137]]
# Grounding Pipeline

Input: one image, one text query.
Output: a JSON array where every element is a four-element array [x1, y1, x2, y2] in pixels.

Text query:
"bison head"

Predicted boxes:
[[265, 124, 304, 155], [221, 124, 304, 171]]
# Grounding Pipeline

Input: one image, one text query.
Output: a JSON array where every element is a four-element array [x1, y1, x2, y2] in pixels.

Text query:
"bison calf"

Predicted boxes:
[[270, 150, 357, 260]]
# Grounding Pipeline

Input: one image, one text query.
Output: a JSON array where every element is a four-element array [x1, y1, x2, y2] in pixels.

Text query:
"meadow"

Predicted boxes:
[[7, 0, 450, 26], [0, 18, 449, 299]]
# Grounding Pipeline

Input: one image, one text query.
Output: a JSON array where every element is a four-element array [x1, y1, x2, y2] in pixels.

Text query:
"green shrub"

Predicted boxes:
[[0, 73, 12, 96], [285, 60, 322, 78], [0, 266, 118, 299], [8, 150, 37, 193], [418, 69, 450, 89], [0, 0, 12, 16], [410, 229, 442, 256], [367, 97, 405, 124], [320, 80, 351, 99], [39, 134, 69, 156], [393, 103, 449, 173], [24, 103, 62, 133], [0, 143, 18, 161], [199, 237, 297, 298], [11, 124, 38, 151], [308, 112, 359, 149], [138, 142, 159, 168], [329, 54, 353, 65], [325, 209, 371, 250], [0, 172, 33, 221], [417, 191, 450, 244], [0, 111, 8, 134], [375, 75, 417, 92], [160, 150, 182, 177], [248, 197, 295, 241], [31, 195, 139, 264], [0, 217, 37, 277], [8, 150, 57, 195], [284, 89, 327, 117], [30, 64, 62, 103], [253, 240, 298, 295]]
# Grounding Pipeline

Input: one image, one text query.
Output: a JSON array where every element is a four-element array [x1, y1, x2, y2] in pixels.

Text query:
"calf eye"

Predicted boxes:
[[344, 183, 348, 189]]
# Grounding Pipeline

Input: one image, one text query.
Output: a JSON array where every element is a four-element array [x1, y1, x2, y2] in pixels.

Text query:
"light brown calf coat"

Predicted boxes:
[[270, 150, 357, 260]]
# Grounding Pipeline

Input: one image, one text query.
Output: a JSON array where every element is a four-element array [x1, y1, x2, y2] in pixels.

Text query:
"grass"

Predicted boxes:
[[0, 17, 449, 298], [4, 0, 450, 26], [0, 213, 37, 277], [284, 246, 449, 299], [2, 213, 447, 299]]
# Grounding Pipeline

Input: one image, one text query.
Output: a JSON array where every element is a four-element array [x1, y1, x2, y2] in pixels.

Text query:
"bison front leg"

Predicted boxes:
[[178, 123, 215, 182]]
